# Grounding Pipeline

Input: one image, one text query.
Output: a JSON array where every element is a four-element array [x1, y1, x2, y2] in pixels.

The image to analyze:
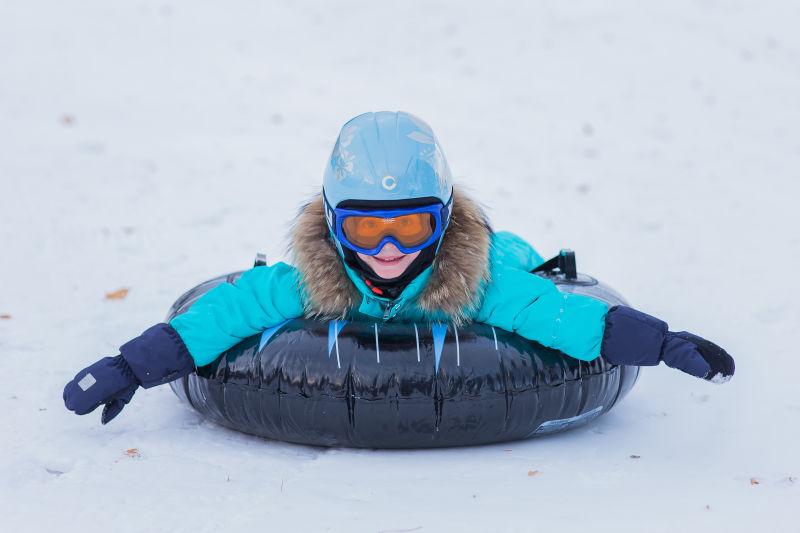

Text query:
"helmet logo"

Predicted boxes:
[[381, 175, 397, 191]]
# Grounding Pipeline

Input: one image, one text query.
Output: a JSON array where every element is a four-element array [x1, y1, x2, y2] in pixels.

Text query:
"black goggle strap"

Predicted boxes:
[[439, 192, 454, 231], [322, 192, 337, 234]]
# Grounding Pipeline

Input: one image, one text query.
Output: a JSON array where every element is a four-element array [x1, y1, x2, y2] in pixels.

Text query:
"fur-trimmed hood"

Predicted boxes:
[[289, 187, 492, 323]]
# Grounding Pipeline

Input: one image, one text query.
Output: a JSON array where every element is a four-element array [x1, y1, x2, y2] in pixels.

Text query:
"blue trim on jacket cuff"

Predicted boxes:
[[119, 323, 195, 388], [601, 305, 668, 366]]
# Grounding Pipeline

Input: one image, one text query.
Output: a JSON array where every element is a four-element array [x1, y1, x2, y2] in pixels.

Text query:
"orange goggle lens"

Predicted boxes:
[[341, 212, 435, 250]]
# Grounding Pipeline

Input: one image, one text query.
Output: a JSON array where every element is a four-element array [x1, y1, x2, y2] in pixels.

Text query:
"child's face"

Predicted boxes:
[[356, 243, 421, 280]]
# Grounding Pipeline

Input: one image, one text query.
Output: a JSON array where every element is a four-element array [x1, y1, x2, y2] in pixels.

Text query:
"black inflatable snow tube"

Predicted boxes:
[[167, 271, 639, 448]]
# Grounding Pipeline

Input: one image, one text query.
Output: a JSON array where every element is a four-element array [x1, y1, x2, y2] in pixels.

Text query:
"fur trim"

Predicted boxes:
[[288, 197, 361, 318], [289, 187, 491, 322]]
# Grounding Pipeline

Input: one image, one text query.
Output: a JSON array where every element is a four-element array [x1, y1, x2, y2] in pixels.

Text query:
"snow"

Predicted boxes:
[[1, 1, 799, 531], [708, 372, 733, 385]]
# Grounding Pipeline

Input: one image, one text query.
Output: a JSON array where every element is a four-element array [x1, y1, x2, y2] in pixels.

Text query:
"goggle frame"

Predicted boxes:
[[324, 196, 452, 256]]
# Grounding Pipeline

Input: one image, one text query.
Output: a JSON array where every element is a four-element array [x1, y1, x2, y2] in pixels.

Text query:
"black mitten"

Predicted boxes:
[[63, 356, 139, 424], [63, 323, 195, 423], [602, 306, 735, 383]]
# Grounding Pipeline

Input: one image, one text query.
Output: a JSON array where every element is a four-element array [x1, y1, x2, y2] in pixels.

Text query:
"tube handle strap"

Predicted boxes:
[[532, 249, 577, 280]]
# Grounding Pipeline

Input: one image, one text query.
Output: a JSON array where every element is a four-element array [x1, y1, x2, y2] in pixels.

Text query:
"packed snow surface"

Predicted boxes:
[[1, 1, 799, 532]]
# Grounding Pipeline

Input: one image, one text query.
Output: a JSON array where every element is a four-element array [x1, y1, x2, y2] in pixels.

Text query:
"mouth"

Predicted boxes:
[[373, 255, 405, 264]]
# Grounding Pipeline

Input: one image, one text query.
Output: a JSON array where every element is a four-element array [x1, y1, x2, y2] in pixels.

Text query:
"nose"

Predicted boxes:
[[377, 242, 402, 256]]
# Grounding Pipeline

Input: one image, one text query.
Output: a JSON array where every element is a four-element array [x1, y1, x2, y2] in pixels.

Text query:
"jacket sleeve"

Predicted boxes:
[[169, 262, 305, 366], [473, 265, 608, 361]]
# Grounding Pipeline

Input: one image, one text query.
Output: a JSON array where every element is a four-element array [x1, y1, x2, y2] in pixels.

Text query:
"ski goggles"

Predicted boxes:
[[326, 200, 451, 256]]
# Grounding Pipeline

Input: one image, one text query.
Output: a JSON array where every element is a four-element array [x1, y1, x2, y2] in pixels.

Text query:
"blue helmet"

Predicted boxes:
[[322, 111, 453, 208]]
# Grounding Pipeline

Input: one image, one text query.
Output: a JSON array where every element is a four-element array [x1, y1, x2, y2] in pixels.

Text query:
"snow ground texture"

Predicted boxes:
[[1, 1, 799, 532]]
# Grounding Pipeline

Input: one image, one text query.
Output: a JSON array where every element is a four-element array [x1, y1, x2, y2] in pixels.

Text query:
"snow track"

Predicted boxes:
[[1, 1, 799, 531]]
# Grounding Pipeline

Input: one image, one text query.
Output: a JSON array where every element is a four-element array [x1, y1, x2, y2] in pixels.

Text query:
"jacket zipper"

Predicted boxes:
[[382, 300, 400, 321]]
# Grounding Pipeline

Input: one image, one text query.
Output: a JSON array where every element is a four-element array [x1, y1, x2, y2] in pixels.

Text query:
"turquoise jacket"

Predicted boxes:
[[170, 230, 608, 367]]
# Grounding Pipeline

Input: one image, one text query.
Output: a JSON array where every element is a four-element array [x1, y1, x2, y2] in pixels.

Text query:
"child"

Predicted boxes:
[[64, 111, 735, 424]]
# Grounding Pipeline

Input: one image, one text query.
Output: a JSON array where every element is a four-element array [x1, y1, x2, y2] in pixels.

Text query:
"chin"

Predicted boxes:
[[372, 265, 409, 279], [370, 258, 413, 279]]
